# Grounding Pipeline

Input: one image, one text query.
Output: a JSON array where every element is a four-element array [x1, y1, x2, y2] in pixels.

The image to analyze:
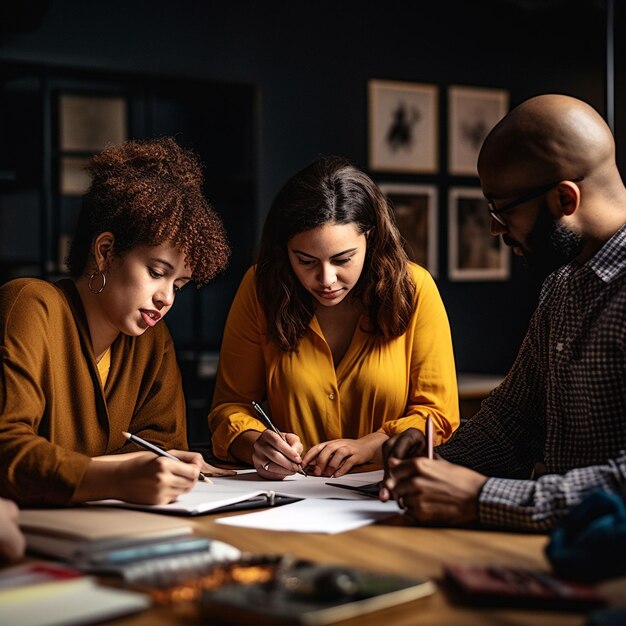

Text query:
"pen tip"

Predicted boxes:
[[122, 431, 131, 438]]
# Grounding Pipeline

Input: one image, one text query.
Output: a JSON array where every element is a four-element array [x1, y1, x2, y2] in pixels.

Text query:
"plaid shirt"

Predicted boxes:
[[438, 223, 626, 531]]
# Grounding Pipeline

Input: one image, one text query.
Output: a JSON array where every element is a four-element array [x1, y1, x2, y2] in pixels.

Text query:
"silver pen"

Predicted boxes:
[[122, 431, 210, 482], [251, 401, 308, 476]]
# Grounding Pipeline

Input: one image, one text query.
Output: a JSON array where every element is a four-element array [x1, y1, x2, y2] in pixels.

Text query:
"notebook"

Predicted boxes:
[[200, 560, 436, 625], [0, 562, 150, 626], [90, 470, 384, 515], [444, 564, 607, 611], [19, 506, 194, 558], [19, 507, 241, 581]]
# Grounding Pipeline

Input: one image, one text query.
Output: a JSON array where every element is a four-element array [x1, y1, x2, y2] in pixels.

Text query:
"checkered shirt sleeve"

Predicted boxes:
[[479, 451, 626, 530], [438, 224, 626, 531]]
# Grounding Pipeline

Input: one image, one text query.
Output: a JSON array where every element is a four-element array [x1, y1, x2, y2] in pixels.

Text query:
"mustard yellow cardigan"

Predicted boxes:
[[0, 278, 187, 505], [209, 263, 459, 461]]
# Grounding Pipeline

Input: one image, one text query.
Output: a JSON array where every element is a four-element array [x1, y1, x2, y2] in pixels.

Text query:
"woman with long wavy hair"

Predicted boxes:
[[209, 156, 459, 478]]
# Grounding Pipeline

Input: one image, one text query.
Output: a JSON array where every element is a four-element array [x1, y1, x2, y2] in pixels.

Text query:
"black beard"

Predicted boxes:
[[523, 210, 585, 280]]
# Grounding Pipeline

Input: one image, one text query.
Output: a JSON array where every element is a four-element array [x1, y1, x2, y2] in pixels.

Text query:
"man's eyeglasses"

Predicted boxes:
[[487, 177, 584, 226]]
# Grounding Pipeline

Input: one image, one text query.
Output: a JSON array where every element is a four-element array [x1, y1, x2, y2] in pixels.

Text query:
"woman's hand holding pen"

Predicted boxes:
[[114, 449, 236, 503], [73, 451, 200, 505], [114, 451, 204, 504], [253, 430, 305, 479], [72, 450, 235, 505]]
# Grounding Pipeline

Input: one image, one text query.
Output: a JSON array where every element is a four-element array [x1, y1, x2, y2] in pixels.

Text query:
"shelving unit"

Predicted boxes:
[[0, 61, 258, 444]]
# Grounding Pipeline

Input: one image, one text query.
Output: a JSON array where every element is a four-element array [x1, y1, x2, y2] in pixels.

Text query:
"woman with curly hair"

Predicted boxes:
[[0, 137, 233, 506], [209, 156, 459, 479]]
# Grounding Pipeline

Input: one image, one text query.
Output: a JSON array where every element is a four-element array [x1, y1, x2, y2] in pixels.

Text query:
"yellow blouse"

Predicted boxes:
[[97, 346, 111, 388], [209, 263, 460, 461]]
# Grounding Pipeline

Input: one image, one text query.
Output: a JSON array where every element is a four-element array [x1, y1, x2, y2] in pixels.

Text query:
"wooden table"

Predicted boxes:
[[110, 510, 625, 626]]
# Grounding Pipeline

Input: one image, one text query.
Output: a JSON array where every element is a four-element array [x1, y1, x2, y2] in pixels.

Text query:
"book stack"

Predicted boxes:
[[19, 507, 241, 584]]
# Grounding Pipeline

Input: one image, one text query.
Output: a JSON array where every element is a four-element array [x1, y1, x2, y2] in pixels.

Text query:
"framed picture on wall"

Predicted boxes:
[[59, 94, 127, 152], [368, 80, 438, 173], [448, 86, 508, 176], [59, 94, 128, 195], [379, 183, 438, 276], [448, 187, 509, 281], [60, 156, 92, 195]]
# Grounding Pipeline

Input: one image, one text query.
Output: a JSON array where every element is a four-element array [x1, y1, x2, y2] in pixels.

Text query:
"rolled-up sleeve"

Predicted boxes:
[[478, 451, 626, 531]]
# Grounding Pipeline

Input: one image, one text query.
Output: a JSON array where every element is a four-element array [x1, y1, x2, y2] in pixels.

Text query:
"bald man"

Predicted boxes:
[[381, 95, 626, 531]]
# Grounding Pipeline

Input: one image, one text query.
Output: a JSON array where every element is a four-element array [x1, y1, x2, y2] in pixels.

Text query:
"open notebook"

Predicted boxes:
[[90, 470, 385, 515]]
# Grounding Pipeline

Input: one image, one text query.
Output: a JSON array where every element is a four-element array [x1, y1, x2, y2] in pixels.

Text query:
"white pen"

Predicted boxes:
[[122, 431, 211, 483]]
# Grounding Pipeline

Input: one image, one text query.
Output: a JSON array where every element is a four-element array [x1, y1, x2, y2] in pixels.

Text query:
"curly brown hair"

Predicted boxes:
[[256, 156, 416, 351], [67, 137, 230, 285]]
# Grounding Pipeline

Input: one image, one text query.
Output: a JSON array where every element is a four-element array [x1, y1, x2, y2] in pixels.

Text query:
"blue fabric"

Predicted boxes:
[[546, 491, 626, 582]]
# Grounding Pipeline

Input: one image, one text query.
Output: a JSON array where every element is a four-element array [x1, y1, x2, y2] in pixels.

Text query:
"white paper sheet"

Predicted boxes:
[[210, 469, 384, 500], [92, 470, 385, 515], [216, 498, 400, 534]]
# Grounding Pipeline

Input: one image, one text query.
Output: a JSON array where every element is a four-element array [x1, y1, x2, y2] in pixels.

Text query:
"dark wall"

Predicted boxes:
[[0, 0, 619, 374]]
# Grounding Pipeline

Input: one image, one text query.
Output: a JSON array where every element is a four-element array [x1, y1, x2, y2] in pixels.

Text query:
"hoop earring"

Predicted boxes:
[[88, 271, 106, 294]]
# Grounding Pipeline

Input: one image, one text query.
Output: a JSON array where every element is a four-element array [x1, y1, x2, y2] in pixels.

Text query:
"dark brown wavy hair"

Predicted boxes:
[[256, 156, 415, 351], [67, 137, 230, 285]]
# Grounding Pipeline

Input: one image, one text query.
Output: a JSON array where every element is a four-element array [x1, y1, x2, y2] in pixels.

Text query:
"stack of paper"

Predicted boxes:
[[19, 507, 194, 561], [216, 498, 399, 534], [19, 507, 241, 580]]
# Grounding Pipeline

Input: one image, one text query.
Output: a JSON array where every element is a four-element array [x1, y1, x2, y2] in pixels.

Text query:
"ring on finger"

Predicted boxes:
[[263, 461, 271, 472]]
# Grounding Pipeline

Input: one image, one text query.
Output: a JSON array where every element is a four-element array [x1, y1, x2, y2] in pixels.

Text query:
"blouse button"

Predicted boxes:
[[328, 393, 335, 400]]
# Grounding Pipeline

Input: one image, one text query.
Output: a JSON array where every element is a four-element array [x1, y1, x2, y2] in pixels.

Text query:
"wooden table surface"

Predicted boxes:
[[110, 509, 626, 626]]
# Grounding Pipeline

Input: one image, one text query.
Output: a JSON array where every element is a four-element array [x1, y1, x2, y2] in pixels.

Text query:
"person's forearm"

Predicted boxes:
[[362, 432, 389, 464], [71, 458, 121, 503], [229, 430, 262, 465]]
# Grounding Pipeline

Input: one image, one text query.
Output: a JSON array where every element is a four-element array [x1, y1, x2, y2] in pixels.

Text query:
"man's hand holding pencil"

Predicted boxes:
[[379, 416, 487, 525]]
